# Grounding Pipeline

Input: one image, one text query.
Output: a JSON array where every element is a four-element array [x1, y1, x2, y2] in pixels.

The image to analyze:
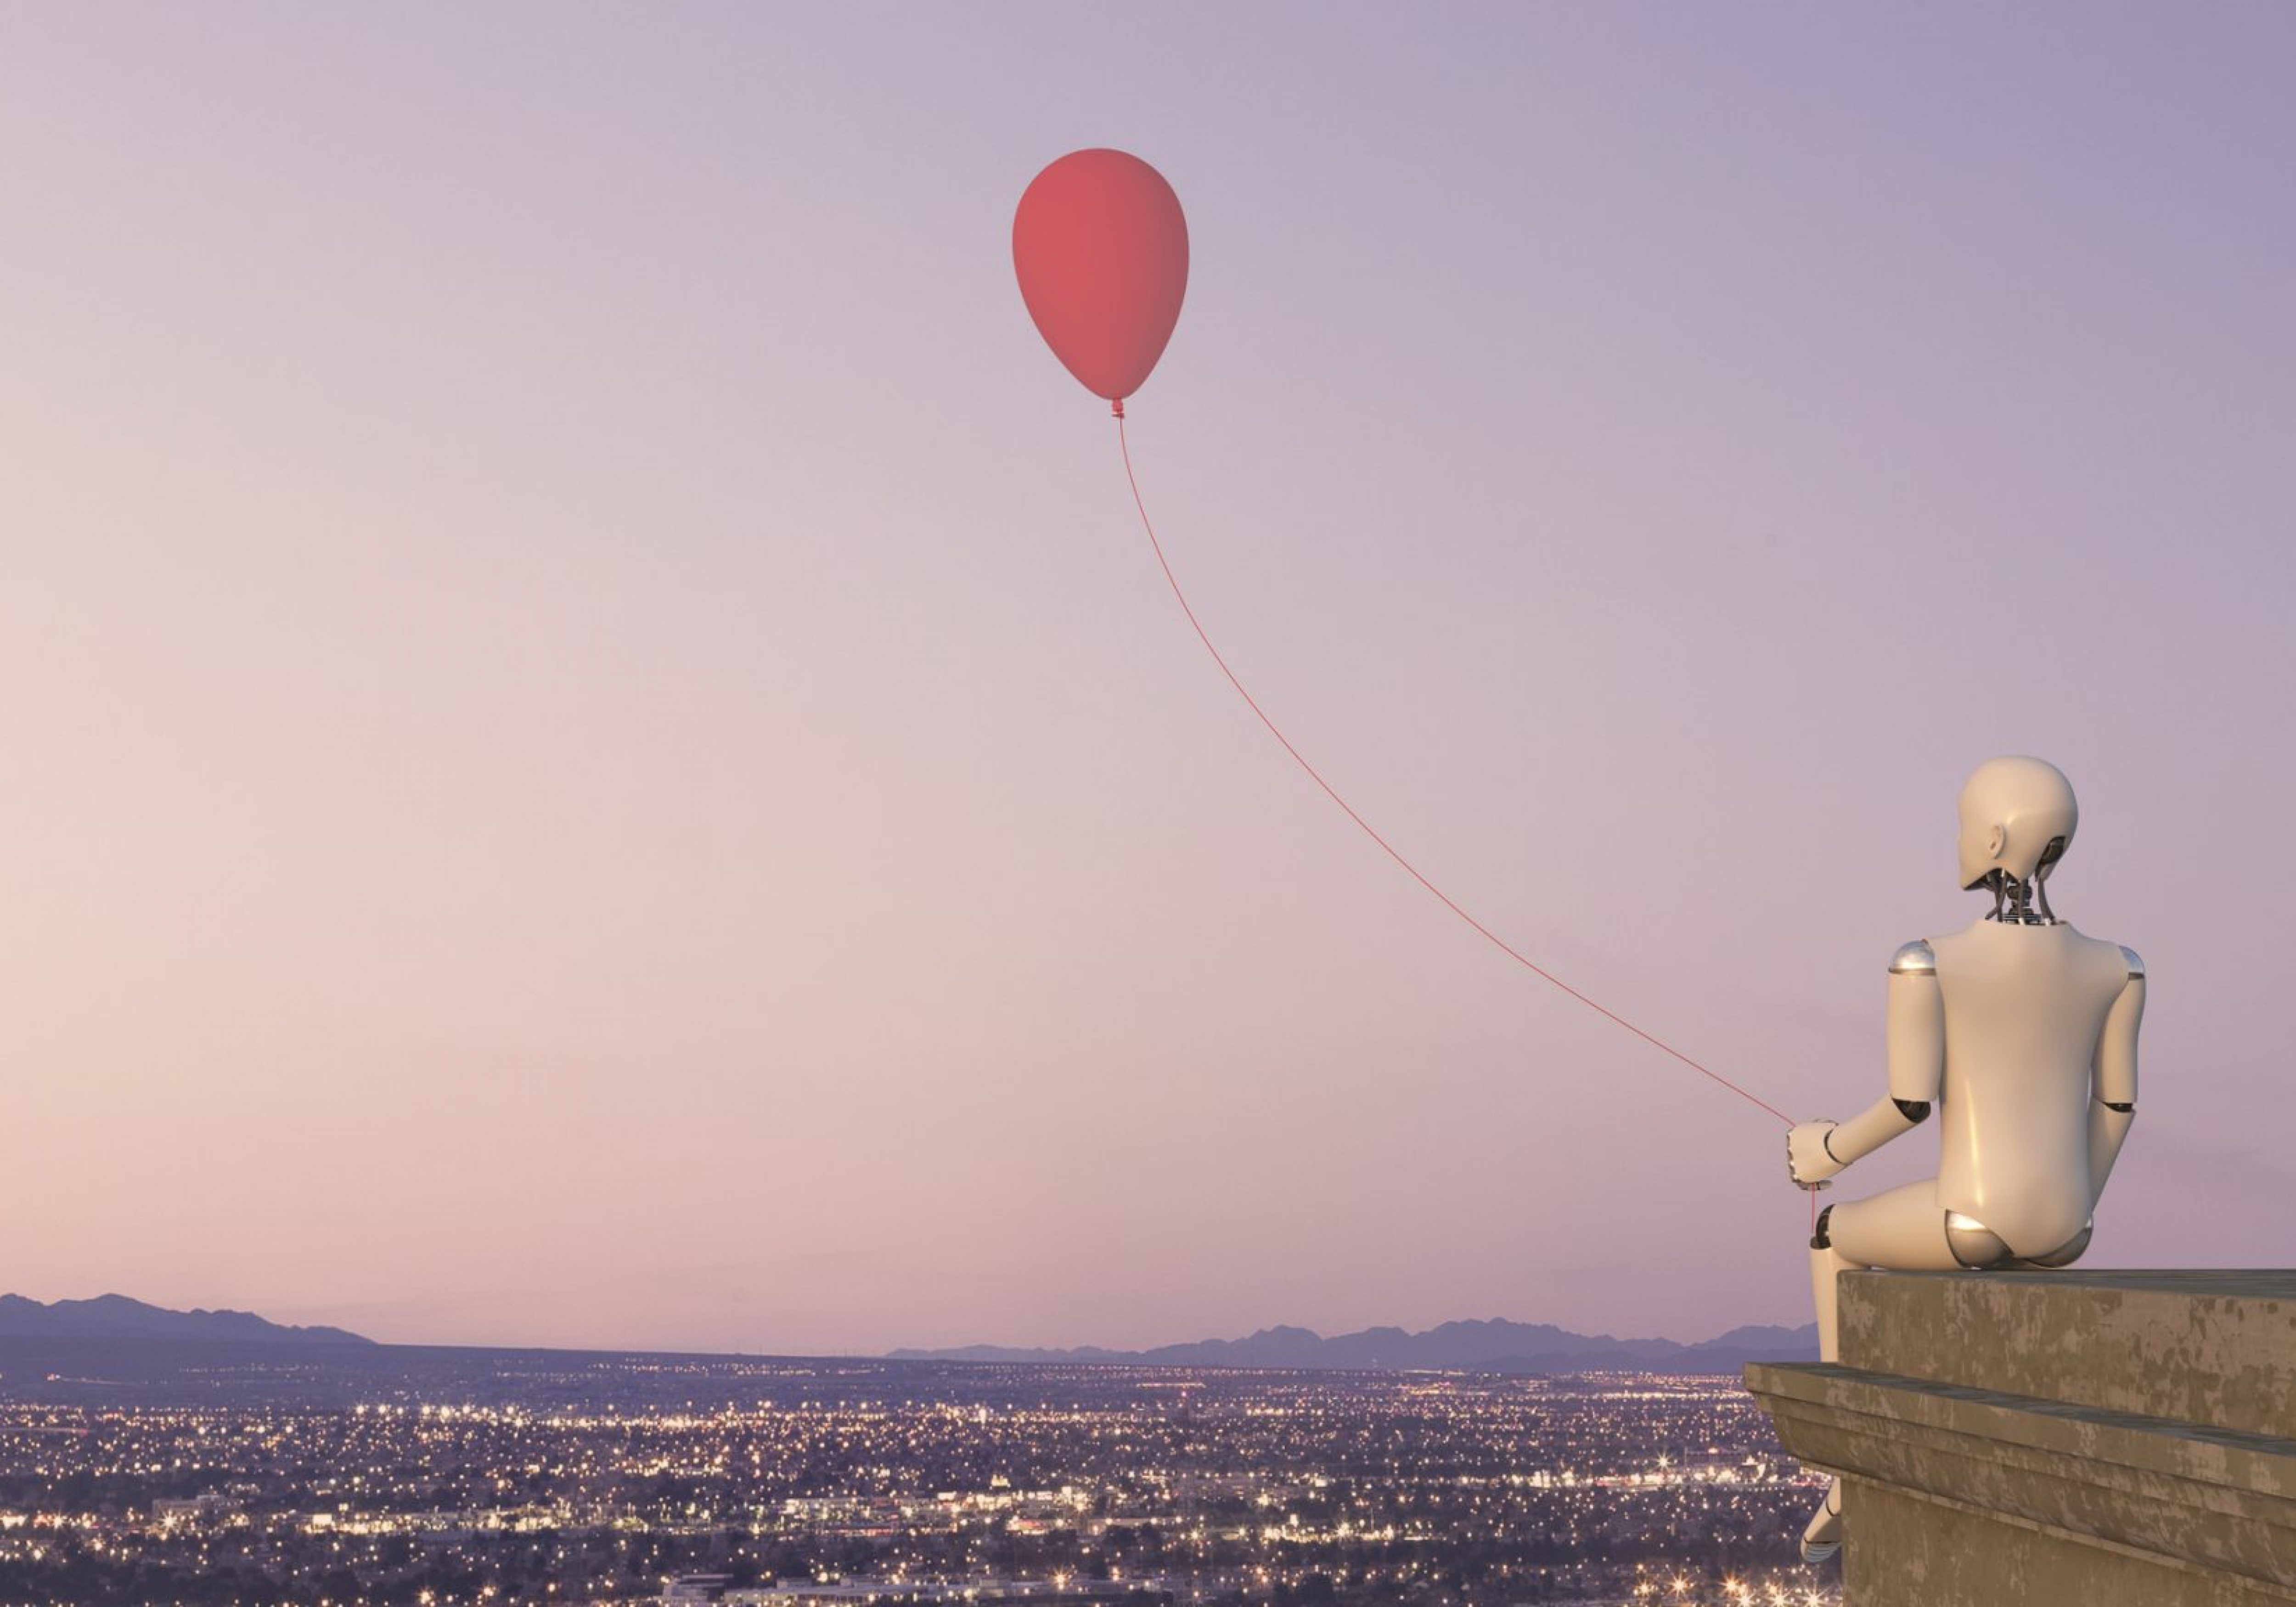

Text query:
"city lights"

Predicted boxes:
[[0, 1362, 1834, 1606]]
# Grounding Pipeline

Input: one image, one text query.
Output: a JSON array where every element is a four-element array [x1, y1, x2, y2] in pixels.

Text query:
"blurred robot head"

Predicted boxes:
[[1958, 756, 2078, 892]]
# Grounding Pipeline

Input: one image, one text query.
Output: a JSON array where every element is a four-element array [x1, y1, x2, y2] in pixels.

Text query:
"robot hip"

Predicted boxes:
[[1946, 1210, 2093, 1270]]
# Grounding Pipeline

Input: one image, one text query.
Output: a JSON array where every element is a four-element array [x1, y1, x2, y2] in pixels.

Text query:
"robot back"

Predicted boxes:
[[1930, 920, 2131, 1254]]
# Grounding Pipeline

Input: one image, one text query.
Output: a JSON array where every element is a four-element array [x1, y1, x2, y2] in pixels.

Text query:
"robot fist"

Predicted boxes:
[[1788, 1121, 1844, 1189]]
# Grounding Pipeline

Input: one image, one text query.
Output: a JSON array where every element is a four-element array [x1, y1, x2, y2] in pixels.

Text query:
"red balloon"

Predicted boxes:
[[1013, 149, 1189, 410]]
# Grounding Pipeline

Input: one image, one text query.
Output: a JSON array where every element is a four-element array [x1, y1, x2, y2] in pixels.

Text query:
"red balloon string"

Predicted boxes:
[[1115, 414, 1802, 1153]]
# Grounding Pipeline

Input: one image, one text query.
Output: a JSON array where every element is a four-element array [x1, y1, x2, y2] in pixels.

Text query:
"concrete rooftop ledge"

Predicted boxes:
[[1746, 1269, 2296, 1605]]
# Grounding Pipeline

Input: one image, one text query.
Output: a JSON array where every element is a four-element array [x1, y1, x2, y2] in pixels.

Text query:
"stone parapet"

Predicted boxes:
[[1746, 1270, 2296, 1605]]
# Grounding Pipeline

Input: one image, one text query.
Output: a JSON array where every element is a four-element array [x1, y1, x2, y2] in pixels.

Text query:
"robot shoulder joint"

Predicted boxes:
[[1889, 939, 1936, 977], [2119, 944, 2145, 980]]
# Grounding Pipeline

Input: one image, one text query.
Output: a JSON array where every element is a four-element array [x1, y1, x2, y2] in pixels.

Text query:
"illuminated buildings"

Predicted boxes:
[[0, 1358, 1835, 1606]]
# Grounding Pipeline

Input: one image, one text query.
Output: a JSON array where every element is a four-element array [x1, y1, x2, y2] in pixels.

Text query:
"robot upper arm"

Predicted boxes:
[[2095, 950, 2145, 1109], [1886, 939, 1944, 1105]]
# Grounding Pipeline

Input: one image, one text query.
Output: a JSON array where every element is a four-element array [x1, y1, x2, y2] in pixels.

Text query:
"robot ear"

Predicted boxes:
[[1986, 823, 2007, 861]]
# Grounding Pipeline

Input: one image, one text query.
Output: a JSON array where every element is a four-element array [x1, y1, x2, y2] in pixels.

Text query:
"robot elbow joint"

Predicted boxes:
[[1892, 1098, 1932, 1124]]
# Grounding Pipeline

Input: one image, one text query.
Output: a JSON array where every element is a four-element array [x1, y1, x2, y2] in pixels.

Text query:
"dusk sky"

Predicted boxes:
[[4, 6, 2292, 1355]]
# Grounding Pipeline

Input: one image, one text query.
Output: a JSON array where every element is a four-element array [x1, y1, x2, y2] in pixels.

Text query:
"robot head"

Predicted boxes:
[[1957, 756, 2077, 892]]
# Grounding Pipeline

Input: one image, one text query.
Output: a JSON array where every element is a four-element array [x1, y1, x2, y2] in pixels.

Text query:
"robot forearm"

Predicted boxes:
[[1787, 1094, 1928, 1186], [1829, 1093, 1928, 1167]]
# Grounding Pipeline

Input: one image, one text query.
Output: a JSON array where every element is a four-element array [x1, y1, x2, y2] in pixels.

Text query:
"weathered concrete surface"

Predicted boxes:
[[1747, 1269, 2296, 1604], [1843, 1270, 2296, 1434], [1849, 1478, 2296, 1607]]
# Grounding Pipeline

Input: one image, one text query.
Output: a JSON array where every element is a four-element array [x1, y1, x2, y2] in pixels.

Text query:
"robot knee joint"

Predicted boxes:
[[1810, 1205, 1834, 1251]]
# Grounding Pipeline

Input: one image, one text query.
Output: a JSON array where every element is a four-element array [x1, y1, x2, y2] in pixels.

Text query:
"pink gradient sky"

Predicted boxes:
[[3, 6, 2292, 1354]]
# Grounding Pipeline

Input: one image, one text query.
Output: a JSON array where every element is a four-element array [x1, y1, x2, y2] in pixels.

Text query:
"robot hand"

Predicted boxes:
[[1787, 1120, 1844, 1189]]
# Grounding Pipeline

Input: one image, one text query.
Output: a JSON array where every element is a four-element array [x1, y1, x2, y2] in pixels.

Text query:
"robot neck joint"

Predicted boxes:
[[1986, 868, 2058, 925], [1983, 835, 2068, 925]]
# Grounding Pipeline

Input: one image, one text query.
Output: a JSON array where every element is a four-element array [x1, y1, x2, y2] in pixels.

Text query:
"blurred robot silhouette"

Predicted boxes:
[[1784, 756, 2147, 1562]]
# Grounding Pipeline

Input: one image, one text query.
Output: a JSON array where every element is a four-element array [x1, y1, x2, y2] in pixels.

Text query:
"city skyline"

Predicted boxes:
[[5, 6, 2294, 1354]]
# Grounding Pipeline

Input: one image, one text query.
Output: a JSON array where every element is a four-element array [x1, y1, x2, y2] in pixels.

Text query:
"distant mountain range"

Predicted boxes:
[[0, 1293, 373, 1347], [0, 1298, 1812, 1374], [890, 1317, 1818, 1375]]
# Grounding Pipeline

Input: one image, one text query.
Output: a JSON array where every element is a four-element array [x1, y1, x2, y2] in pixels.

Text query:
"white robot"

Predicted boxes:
[[1784, 756, 2146, 1564]]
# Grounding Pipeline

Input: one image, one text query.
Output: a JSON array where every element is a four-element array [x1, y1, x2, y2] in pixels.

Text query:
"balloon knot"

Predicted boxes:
[[1110, 399, 1125, 419]]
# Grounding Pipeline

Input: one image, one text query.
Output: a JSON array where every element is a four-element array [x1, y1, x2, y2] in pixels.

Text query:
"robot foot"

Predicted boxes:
[[1799, 1478, 1843, 1565]]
